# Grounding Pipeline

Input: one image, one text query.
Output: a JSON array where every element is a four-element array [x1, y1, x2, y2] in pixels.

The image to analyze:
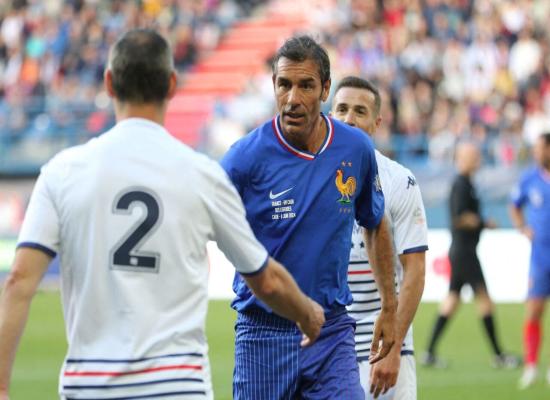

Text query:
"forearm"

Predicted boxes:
[[509, 205, 525, 230], [393, 255, 425, 348], [0, 276, 36, 391], [244, 258, 313, 323], [0, 249, 51, 392], [365, 218, 397, 311]]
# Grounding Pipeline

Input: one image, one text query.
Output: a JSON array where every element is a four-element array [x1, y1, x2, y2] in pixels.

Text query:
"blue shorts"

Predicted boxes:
[[233, 307, 364, 400], [528, 261, 550, 298]]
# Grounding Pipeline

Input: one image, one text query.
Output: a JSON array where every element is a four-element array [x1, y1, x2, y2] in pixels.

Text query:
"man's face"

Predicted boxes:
[[331, 86, 380, 135], [534, 136, 550, 169], [273, 57, 330, 137]]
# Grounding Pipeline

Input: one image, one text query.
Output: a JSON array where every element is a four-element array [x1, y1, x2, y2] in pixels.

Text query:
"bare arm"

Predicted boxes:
[[243, 257, 325, 346], [0, 248, 52, 397], [509, 204, 533, 240], [394, 252, 425, 346], [364, 216, 397, 363], [369, 251, 425, 397]]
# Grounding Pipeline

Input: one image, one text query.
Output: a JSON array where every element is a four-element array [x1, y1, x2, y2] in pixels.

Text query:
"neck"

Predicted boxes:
[[282, 114, 327, 154], [114, 101, 167, 126]]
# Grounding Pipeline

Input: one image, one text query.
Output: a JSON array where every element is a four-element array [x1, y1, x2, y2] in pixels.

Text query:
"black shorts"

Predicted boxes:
[[448, 247, 487, 294]]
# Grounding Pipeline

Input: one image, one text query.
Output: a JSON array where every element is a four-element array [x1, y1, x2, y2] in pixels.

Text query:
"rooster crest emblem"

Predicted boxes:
[[335, 169, 357, 204]]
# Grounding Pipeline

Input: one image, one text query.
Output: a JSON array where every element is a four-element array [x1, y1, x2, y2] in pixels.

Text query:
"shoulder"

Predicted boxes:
[[376, 151, 420, 205], [520, 167, 539, 185], [222, 120, 271, 162]]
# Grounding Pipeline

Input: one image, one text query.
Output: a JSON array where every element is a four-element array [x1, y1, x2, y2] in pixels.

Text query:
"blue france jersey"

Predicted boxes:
[[221, 114, 385, 312], [511, 167, 550, 269]]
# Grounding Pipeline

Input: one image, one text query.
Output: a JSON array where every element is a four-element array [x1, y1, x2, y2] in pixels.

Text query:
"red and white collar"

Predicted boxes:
[[272, 113, 334, 160]]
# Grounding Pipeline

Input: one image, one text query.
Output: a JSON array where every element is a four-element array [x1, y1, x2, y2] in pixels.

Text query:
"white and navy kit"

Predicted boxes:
[[347, 151, 428, 399], [222, 114, 385, 399], [18, 118, 268, 400]]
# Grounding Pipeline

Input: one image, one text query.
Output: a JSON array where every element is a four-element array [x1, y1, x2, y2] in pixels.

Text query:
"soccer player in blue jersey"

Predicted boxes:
[[510, 133, 550, 389], [221, 35, 398, 399]]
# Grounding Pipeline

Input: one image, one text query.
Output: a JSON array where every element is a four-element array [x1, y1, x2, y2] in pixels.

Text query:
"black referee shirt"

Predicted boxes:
[[449, 174, 482, 248]]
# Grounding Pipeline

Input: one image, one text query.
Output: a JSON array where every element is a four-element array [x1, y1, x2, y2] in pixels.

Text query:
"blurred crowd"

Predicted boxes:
[[0, 0, 262, 149], [2, 0, 550, 171], [209, 0, 550, 168]]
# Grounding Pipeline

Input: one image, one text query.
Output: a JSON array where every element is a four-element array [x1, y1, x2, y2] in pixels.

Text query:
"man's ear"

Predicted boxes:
[[167, 71, 178, 100], [104, 70, 115, 98], [321, 78, 331, 102]]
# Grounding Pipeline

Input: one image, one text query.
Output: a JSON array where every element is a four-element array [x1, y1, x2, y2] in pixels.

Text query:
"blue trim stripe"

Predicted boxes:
[[17, 242, 57, 258], [348, 307, 381, 314], [352, 298, 381, 305], [66, 353, 203, 364], [63, 378, 204, 390], [402, 245, 428, 255], [240, 254, 269, 277], [349, 260, 369, 265], [66, 391, 206, 400], [348, 279, 376, 285]]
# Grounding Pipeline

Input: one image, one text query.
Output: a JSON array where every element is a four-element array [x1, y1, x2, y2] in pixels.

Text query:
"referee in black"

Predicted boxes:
[[422, 141, 519, 369]]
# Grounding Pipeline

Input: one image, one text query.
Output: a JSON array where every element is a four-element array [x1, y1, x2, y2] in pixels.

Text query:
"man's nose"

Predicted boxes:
[[344, 113, 355, 126]]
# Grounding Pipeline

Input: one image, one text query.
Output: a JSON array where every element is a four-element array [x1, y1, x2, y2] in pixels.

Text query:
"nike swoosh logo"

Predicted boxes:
[[269, 187, 294, 200]]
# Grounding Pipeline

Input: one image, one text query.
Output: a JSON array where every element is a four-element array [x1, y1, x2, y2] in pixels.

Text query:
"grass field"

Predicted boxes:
[[8, 291, 550, 399]]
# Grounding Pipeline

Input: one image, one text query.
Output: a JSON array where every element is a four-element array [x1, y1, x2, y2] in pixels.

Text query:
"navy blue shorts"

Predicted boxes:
[[233, 308, 364, 400]]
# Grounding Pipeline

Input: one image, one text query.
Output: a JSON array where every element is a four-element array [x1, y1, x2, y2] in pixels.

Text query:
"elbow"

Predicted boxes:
[[3, 267, 34, 301]]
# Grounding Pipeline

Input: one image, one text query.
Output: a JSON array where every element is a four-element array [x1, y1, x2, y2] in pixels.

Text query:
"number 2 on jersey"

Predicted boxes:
[[110, 189, 162, 272]]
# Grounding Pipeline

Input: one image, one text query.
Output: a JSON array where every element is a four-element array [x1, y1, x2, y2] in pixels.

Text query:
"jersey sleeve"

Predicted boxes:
[[17, 163, 60, 257], [219, 141, 248, 197], [390, 171, 429, 255], [355, 136, 385, 229], [510, 172, 529, 208], [207, 163, 268, 276]]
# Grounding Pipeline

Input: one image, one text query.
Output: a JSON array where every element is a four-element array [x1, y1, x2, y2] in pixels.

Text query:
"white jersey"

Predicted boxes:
[[18, 118, 268, 399], [347, 150, 428, 360]]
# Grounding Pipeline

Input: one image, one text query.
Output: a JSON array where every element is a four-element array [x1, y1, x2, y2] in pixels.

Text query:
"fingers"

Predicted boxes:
[[300, 333, 312, 347], [369, 329, 381, 363], [369, 366, 398, 399]]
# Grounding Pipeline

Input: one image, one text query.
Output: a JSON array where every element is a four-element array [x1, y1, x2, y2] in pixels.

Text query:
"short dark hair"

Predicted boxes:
[[108, 29, 174, 104], [335, 76, 381, 115], [540, 133, 550, 146], [272, 35, 331, 86]]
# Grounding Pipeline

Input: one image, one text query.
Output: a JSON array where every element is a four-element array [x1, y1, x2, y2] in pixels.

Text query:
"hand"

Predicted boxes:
[[369, 307, 396, 364], [0, 389, 9, 400], [520, 226, 534, 241], [484, 219, 497, 229], [462, 212, 481, 228], [370, 347, 400, 398], [297, 298, 325, 347]]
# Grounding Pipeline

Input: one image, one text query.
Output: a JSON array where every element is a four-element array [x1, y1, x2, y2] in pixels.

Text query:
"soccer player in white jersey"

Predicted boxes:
[[0, 29, 324, 400], [331, 76, 428, 399]]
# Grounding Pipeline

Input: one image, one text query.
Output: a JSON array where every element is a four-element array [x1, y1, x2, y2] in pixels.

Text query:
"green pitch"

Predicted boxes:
[[7, 292, 550, 399]]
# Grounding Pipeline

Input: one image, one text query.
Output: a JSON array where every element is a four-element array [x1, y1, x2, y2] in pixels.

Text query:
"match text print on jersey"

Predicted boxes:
[[109, 188, 163, 273], [269, 187, 294, 200]]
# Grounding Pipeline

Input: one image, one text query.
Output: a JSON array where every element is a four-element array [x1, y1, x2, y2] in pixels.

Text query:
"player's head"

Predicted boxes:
[[331, 76, 382, 135], [533, 132, 550, 169], [454, 141, 481, 175], [272, 35, 331, 138], [105, 29, 177, 107]]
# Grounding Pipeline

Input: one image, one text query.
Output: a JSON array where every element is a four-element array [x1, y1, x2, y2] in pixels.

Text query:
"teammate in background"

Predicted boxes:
[[423, 142, 519, 370], [0, 29, 325, 400], [331, 76, 428, 399], [510, 133, 550, 389], [221, 36, 397, 399]]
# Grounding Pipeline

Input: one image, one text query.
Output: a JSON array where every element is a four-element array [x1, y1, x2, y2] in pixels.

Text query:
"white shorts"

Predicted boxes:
[[358, 353, 417, 400]]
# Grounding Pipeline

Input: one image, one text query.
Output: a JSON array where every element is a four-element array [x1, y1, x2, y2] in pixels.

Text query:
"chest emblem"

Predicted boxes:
[[335, 169, 357, 204]]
